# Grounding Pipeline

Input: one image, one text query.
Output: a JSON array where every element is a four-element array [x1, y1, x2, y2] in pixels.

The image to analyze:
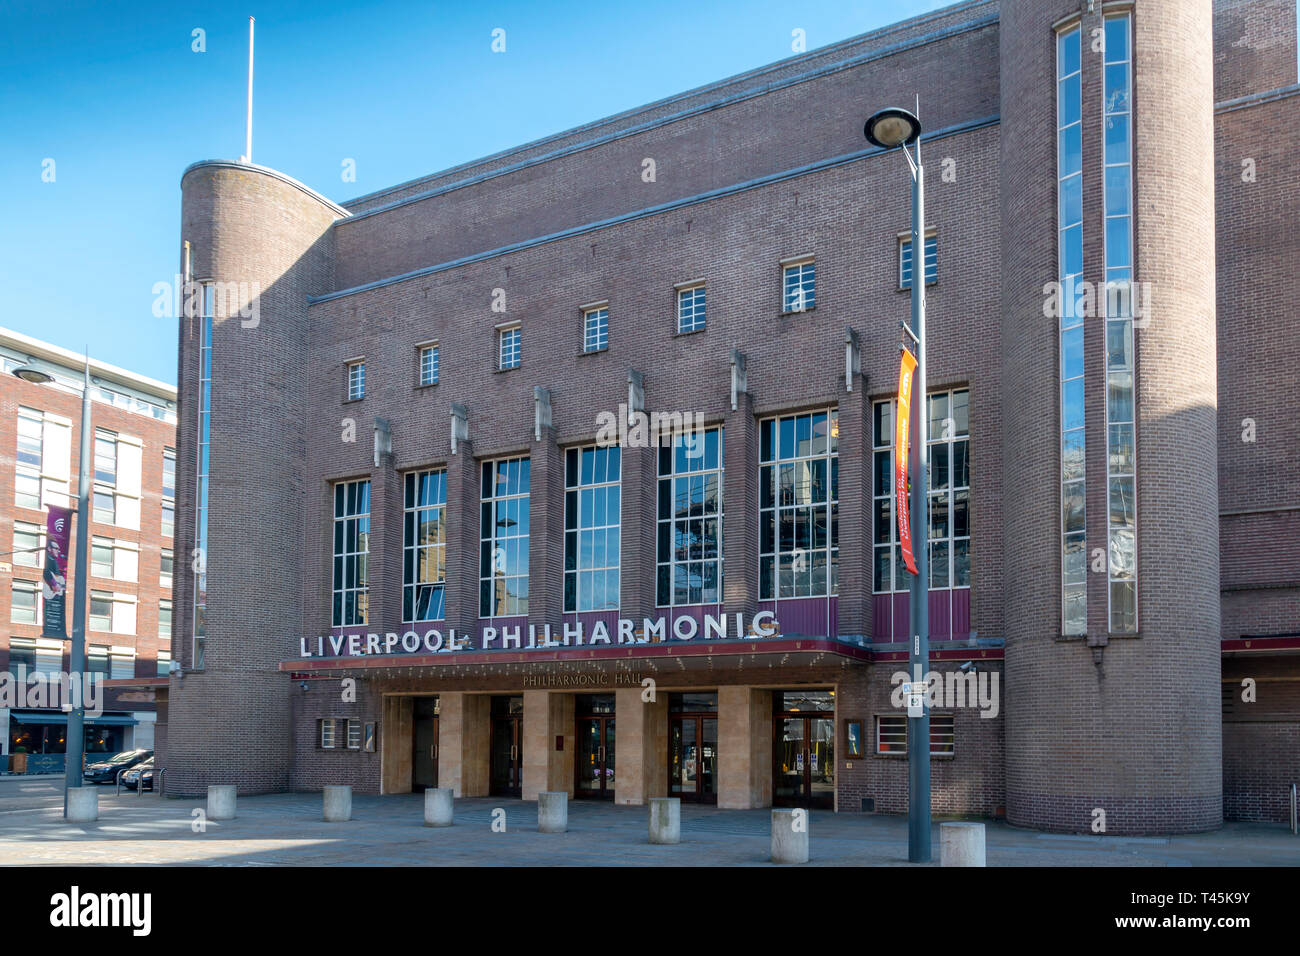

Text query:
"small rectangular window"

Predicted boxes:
[[10, 581, 39, 624], [161, 548, 174, 586], [347, 360, 366, 401], [498, 327, 521, 370], [90, 590, 113, 631], [93, 489, 116, 524], [929, 713, 956, 755], [159, 599, 173, 641], [320, 718, 337, 749], [899, 232, 938, 288], [782, 260, 815, 312], [876, 714, 907, 754], [347, 718, 362, 750], [677, 285, 706, 333], [87, 645, 111, 678], [92, 537, 114, 577], [583, 307, 609, 353], [13, 523, 42, 568], [418, 344, 439, 386], [7, 638, 36, 677], [156, 649, 171, 678]]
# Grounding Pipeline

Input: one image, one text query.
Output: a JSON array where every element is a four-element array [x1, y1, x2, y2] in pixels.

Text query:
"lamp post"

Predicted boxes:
[[865, 105, 931, 863], [12, 359, 92, 818]]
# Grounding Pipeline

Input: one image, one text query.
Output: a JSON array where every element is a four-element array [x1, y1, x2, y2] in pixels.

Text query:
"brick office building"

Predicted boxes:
[[0, 327, 177, 767], [162, 0, 1300, 832]]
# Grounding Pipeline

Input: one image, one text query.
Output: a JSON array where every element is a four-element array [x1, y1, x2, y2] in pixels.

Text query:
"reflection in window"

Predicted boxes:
[[1057, 24, 1087, 636], [480, 457, 530, 617], [564, 445, 621, 612], [331, 479, 370, 627], [759, 410, 838, 599], [656, 427, 723, 607], [1103, 11, 1138, 634], [872, 391, 970, 593], [404, 470, 446, 622]]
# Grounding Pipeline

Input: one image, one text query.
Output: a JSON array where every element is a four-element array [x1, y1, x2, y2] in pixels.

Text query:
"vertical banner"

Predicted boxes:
[[896, 348, 919, 576], [42, 504, 73, 638]]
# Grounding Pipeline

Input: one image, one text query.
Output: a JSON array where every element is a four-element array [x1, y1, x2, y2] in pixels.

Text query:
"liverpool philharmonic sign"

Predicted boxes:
[[299, 611, 781, 659]]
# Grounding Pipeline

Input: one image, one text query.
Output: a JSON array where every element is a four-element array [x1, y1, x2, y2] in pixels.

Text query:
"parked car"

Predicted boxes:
[[120, 758, 155, 792], [83, 749, 153, 784]]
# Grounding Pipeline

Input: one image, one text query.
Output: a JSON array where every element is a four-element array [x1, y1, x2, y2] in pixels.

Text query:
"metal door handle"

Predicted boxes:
[[511, 744, 517, 760], [431, 744, 437, 760]]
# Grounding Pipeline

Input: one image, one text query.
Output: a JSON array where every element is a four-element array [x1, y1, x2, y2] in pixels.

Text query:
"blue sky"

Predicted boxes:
[[0, 0, 949, 384]]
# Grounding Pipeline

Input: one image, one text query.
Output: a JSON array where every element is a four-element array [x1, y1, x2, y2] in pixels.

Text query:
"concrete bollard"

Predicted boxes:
[[648, 797, 680, 845], [538, 791, 568, 833], [207, 785, 236, 821], [771, 808, 809, 864], [940, 822, 986, 867], [66, 787, 98, 823], [323, 785, 352, 822], [424, 787, 454, 827]]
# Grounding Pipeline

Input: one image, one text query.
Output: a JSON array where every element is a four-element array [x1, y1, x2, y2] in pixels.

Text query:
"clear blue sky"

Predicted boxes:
[[0, 0, 949, 385]]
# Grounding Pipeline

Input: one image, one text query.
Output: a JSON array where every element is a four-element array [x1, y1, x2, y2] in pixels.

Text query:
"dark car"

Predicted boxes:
[[120, 757, 155, 792], [83, 749, 153, 784]]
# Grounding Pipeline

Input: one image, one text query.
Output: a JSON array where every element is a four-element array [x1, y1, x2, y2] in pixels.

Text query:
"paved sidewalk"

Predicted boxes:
[[0, 777, 1295, 866]]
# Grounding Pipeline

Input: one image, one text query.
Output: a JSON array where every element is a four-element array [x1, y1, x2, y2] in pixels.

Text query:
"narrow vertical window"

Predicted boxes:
[[498, 326, 521, 370], [1057, 24, 1086, 636], [403, 469, 446, 621], [161, 448, 176, 537], [1103, 11, 1137, 634], [583, 307, 609, 353], [331, 479, 371, 627], [418, 344, 439, 386], [192, 282, 212, 669], [899, 232, 938, 288], [563, 445, 621, 612], [759, 409, 838, 599], [782, 260, 815, 313], [346, 360, 366, 400], [676, 285, 706, 334], [656, 427, 724, 607], [480, 457, 530, 617]]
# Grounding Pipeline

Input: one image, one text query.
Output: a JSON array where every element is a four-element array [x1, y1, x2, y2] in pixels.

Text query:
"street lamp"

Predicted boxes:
[[11, 359, 92, 818], [865, 105, 931, 863]]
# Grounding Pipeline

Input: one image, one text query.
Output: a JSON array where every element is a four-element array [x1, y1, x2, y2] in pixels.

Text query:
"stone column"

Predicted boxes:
[[717, 686, 772, 809], [527, 428, 565, 631], [439, 692, 490, 797], [443, 439, 480, 642], [522, 690, 574, 799], [723, 392, 759, 621], [613, 686, 668, 806]]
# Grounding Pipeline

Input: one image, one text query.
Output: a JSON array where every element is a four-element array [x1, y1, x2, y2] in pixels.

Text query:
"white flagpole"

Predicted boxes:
[[245, 16, 255, 164]]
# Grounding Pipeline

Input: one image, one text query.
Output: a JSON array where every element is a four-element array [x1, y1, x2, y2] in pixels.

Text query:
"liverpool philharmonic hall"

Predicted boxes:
[[160, 0, 1300, 833]]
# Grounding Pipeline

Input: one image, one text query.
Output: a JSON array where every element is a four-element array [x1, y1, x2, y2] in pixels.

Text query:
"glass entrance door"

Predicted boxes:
[[411, 696, 439, 791], [575, 694, 615, 799], [669, 716, 718, 803], [490, 696, 523, 797], [773, 689, 835, 809]]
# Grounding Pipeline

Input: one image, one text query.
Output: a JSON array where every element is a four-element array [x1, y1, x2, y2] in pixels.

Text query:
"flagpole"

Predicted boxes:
[[245, 16, 255, 164]]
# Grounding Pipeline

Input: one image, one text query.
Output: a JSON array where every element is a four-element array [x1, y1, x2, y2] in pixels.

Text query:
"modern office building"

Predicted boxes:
[[0, 327, 178, 768], [162, 0, 1299, 832]]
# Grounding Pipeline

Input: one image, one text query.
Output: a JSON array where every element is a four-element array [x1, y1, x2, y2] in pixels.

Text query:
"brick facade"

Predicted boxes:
[[164, 0, 1300, 831]]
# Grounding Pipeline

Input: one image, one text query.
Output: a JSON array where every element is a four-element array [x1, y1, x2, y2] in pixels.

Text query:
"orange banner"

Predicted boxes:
[[896, 348, 919, 576]]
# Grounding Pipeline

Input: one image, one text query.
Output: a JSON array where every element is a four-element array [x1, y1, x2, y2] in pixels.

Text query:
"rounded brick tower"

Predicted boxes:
[[999, 0, 1222, 833], [166, 163, 341, 795]]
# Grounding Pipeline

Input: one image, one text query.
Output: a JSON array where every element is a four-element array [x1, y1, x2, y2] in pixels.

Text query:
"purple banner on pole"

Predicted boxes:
[[42, 504, 72, 639]]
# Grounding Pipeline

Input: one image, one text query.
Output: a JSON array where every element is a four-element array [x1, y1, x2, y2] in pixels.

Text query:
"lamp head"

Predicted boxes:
[[864, 107, 921, 149], [10, 365, 54, 385]]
